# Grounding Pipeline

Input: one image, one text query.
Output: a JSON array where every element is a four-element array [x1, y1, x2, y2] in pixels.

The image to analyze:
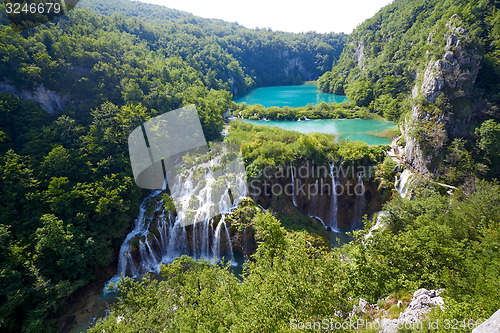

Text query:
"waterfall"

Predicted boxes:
[[219, 186, 232, 213], [166, 216, 188, 261], [365, 211, 387, 239], [117, 190, 162, 277], [290, 162, 298, 207], [212, 216, 235, 264], [223, 220, 235, 265], [212, 218, 223, 261], [395, 169, 413, 199], [112, 146, 247, 280], [329, 162, 339, 231], [194, 170, 214, 259], [354, 173, 366, 229]]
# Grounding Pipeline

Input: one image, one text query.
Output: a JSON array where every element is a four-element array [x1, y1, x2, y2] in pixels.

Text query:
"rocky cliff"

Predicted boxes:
[[403, 15, 481, 175], [249, 161, 388, 231], [0, 82, 70, 114]]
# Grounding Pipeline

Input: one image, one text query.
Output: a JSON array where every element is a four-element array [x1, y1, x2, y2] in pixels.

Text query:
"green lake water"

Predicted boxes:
[[234, 85, 396, 145], [235, 85, 349, 107], [244, 119, 396, 145]]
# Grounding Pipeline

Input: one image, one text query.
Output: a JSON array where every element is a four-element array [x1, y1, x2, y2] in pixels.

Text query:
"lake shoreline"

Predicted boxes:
[[237, 118, 397, 146], [230, 99, 391, 122]]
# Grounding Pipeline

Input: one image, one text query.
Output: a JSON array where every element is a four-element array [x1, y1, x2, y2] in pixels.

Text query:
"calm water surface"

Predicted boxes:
[[235, 85, 348, 108], [245, 118, 396, 145], [234, 85, 395, 145]]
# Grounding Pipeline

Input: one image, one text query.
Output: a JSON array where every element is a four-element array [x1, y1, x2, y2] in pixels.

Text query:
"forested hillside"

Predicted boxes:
[[1, 0, 500, 332], [79, 0, 347, 89], [320, 0, 500, 102], [319, 0, 500, 182]]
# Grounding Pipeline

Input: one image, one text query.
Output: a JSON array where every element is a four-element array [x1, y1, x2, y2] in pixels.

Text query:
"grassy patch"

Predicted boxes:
[[276, 209, 330, 249], [367, 128, 399, 139]]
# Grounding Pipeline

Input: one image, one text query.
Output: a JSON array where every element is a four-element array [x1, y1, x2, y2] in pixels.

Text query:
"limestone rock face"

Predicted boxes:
[[347, 289, 445, 333], [0, 82, 70, 114], [350, 298, 374, 316], [250, 162, 387, 231], [472, 308, 500, 333], [403, 15, 481, 175], [421, 17, 479, 103], [355, 40, 366, 70], [281, 56, 315, 81]]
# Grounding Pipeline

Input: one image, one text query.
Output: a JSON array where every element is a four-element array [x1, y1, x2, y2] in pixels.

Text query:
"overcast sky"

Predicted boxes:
[[135, 0, 394, 34]]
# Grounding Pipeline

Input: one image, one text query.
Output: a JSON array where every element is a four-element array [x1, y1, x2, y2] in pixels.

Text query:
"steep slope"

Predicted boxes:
[[404, 14, 481, 175], [319, 0, 500, 180]]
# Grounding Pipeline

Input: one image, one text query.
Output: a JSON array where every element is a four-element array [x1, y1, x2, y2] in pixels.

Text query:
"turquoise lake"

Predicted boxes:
[[235, 85, 349, 108], [244, 119, 396, 145], [234, 85, 396, 145]]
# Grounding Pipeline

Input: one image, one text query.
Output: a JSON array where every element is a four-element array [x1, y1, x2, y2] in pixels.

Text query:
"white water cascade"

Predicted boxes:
[[395, 169, 414, 199], [329, 162, 339, 231], [116, 190, 163, 277], [113, 150, 247, 280], [212, 216, 235, 264]]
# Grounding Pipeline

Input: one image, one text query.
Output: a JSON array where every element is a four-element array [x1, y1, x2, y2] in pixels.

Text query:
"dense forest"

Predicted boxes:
[[0, 0, 346, 331], [78, 0, 347, 89], [0, 0, 500, 332]]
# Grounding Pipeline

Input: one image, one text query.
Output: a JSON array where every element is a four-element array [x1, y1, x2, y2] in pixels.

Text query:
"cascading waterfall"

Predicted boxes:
[[212, 216, 235, 264], [117, 190, 162, 277], [194, 170, 214, 259], [113, 150, 247, 280], [329, 162, 339, 231], [223, 221, 234, 264], [354, 173, 366, 229], [395, 169, 414, 199], [212, 218, 223, 260]]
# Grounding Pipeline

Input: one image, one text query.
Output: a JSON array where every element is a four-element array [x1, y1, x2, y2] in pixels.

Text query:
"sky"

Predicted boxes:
[[135, 0, 394, 34]]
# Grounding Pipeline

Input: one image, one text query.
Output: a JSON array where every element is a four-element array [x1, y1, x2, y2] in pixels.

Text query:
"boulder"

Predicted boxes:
[[398, 288, 444, 325], [472, 308, 500, 333], [378, 288, 445, 333]]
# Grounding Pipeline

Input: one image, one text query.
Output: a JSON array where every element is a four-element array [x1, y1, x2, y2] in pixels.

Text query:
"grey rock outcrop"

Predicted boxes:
[[0, 82, 70, 114], [472, 308, 500, 333], [420, 15, 480, 103], [403, 15, 481, 175], [379, 288, 445, 333], [355, 40, 366, 69], [398, 289, 445, 325], [350, 298, 375, 317]]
